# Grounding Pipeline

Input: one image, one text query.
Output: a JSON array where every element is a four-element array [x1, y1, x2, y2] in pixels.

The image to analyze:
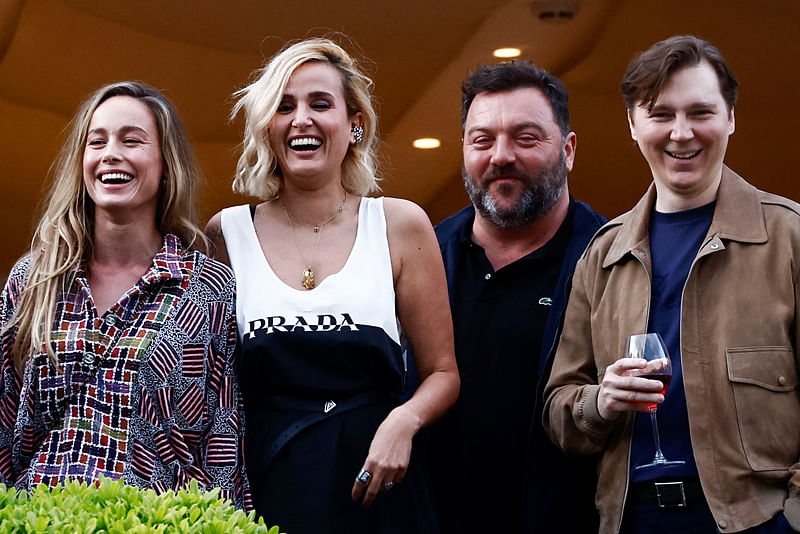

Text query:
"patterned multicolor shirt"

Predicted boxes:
[[0, 235, 251, 511]]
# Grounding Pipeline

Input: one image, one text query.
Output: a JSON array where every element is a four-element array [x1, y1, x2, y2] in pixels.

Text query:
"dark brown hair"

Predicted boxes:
[[461, 60, 570, 136], [621, 35, 738, 112]]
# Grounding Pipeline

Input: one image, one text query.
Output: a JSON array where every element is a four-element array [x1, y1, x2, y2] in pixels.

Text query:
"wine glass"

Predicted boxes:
[[626, 333, 685, 469]]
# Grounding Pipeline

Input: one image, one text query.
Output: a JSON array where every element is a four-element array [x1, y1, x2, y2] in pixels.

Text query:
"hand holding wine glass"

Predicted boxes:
[[597, 352, 667, 421], [626, 334, 671, 409], [626, 333, 685, 469]]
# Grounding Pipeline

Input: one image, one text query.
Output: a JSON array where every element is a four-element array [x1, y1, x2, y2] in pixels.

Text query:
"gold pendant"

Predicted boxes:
[[302, 267, 315, 290]]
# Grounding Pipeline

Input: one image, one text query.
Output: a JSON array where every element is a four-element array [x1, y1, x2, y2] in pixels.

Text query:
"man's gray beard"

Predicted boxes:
[[463, 151, 567, 229]]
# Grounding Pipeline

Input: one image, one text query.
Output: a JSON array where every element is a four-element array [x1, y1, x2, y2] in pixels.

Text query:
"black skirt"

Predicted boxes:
[[245, 396, 439, 534]]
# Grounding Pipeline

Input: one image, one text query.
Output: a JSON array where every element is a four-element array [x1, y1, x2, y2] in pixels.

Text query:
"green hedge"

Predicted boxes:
[[0, 476, 281, 534]]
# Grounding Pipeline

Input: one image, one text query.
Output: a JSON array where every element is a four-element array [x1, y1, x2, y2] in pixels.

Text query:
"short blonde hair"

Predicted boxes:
[[231, 37, 380, 199]]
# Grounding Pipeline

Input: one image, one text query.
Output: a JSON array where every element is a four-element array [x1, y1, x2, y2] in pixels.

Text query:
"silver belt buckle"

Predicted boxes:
[[655, 481, 686, 508]]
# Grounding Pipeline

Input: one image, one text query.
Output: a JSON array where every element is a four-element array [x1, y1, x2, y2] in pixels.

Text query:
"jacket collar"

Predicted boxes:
[[603, 165, 767, 268]]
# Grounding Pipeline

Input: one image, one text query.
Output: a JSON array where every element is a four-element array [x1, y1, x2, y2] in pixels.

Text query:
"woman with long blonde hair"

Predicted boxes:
[[0, 82, 250, 509], [206, 38, 459, 532]]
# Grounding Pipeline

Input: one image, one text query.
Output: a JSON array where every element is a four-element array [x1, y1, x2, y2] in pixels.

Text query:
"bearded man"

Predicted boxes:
[[428, 61, 606, 533]]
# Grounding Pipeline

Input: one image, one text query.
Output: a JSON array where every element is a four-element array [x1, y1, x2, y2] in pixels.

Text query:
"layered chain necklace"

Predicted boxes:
[[279, 191, 347, 290]]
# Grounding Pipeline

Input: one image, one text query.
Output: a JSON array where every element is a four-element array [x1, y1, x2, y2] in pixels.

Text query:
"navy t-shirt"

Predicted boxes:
[[630, 201, 715, 483]]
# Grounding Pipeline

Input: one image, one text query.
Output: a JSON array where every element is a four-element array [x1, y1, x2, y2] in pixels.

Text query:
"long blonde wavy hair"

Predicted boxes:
[[231, 37, 381, 199], [5, 81, 206, 369]]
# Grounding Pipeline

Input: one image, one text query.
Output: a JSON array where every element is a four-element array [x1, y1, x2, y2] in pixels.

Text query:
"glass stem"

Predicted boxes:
[[649, 408, 667, 464]]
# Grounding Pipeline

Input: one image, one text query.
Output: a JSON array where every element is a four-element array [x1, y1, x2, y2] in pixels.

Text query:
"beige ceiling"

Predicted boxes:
[[1, 0, 799, 281]]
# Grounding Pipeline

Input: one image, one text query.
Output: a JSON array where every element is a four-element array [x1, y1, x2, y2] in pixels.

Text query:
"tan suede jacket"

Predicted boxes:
[[543, 167, 800, 534]]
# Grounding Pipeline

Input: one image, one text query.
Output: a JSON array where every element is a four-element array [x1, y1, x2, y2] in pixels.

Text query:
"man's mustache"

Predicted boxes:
[[481, 165, 530, 184]]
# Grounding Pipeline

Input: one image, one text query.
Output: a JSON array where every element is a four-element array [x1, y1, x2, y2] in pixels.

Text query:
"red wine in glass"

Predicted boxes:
[[644, 373, 671, 410], [626, 333, 685, 469]]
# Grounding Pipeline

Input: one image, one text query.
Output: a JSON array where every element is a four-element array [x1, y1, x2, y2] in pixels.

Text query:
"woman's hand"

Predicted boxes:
[[348, 198, 460, 506], [351, 406, 420, 506]]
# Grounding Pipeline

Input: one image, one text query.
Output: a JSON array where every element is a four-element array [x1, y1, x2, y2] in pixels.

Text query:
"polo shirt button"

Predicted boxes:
[[638, 250, 646, 257], [779, 376, 787, 386], [718, 520, 727, 529], [484, 273, 492, 280], [104, 314, 116, 327], [710, 243, 720, 250]]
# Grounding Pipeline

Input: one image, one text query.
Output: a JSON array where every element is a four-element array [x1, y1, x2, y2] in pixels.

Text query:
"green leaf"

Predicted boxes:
[[0, 478, 277, 533]]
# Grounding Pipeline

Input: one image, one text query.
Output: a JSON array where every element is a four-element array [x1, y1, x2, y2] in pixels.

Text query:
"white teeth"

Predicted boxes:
[[289, 137, 322, 148], [100, 172, 134, 184], [667, 150, 700, 160]]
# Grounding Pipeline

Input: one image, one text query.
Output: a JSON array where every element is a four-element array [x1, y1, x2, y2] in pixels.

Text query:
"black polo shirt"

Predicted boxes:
[[436, 205, 573, 532]]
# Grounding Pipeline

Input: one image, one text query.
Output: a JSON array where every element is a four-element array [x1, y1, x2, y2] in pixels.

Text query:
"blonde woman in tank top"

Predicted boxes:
[[205, 38, 459, 534]]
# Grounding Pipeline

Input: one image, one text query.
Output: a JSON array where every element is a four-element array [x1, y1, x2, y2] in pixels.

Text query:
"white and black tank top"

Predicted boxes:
[[221, 197, 406, 401]]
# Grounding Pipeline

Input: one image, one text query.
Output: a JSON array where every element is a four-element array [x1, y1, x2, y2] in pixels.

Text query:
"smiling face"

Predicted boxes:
[[462, 87, 574, 228], [268, 61, 361, 188], [83, 95, 163, 221], [628, 61, 735, 212]]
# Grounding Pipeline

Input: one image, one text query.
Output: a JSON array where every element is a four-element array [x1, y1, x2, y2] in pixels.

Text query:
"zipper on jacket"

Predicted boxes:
[[617, 248, 653, 533], [672, 234, 719, 514], [617, 235, 720, 532]]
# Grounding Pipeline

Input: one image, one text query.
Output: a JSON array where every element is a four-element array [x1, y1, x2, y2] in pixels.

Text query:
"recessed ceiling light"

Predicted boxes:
[[413, 138, 441, 149], [493, 47, 521, 59]]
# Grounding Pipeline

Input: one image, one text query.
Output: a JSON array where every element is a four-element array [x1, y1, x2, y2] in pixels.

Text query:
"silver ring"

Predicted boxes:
[[356, 469, 371, 484], [384, 481, 395, 490]]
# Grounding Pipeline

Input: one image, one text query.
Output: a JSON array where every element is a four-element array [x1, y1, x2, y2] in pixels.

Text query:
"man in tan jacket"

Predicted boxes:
[[544, 35, 800, 534]]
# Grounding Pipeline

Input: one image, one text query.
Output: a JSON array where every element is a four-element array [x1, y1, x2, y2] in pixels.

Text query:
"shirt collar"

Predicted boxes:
[[75, 233, 191, 293], [455, 209, 477, 248], [603, 165, 767, 268], [459, 198, 576, 261], [145, 233, 193, 284]]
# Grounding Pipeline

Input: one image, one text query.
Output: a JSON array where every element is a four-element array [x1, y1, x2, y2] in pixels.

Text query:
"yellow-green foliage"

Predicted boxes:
[[0, 476, 281, 534]]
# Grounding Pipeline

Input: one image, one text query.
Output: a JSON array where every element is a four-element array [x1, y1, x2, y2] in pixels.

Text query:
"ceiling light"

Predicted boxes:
[[531, 0, 581, 20], [413, 138, 441, 149], [493, 47, 522, 59]]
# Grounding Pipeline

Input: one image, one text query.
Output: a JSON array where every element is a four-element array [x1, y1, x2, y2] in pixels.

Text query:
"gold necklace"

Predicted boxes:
[[279, 191, 347, 290]]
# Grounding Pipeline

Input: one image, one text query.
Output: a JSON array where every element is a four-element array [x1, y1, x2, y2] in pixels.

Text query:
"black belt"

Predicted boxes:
[[262, 391, 388, 472], [628, 479, 705, 508]]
